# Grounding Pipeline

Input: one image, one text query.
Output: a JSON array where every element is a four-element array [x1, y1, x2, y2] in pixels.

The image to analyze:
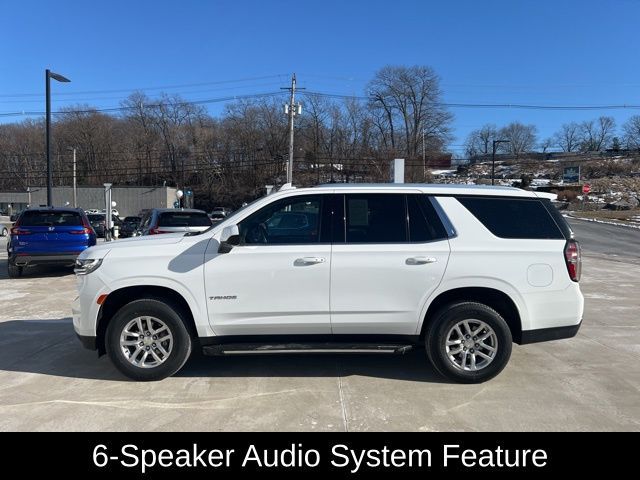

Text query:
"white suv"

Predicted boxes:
[[72, 184, 583, 383]]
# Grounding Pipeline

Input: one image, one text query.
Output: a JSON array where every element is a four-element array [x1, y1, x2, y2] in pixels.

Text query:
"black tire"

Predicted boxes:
[[105, 298, 193, 381], [7, 260, 23, 278], [1, 227, 7, 237], [425, 302, 512, 383]]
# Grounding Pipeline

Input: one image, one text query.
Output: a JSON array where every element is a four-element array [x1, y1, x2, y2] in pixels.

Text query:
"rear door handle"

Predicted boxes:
[[406, 256, 437, 265], [295, 256, 326, 265]]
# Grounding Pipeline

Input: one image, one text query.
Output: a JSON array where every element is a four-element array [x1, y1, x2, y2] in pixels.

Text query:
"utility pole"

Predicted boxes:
[[491, 139, 510, 185], [67, 147, 77, 207], [281, 74, 304, 185]]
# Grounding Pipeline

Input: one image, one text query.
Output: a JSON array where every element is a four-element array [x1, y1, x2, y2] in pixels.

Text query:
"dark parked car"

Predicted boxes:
[[7, 207, 96, 277], [138, 208, 212, 235], [119, 216, 141, 238], [87, 213, 121, 238]]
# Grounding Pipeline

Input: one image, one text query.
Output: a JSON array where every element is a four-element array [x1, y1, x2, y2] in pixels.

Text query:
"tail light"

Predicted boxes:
[[71, 216, 94, 235], [564, 240, 582, 282], [10, 227, 31, 235], [148, 227, 166, 235]]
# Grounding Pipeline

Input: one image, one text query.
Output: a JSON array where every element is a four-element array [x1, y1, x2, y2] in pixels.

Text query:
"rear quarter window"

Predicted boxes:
[[456, 197, 564, 239]]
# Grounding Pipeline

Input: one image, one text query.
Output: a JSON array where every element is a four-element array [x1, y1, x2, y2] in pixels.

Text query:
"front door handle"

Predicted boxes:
[[295, 256, 326, 265], [406, 256, 437, 265]]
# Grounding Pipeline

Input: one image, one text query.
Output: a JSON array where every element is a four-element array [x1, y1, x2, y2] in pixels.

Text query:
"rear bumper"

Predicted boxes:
[[11, 253, 80, 267], [519, 320, 582, 345]]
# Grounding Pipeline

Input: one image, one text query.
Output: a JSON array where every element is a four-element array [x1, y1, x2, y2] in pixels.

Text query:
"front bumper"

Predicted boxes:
[[72, 271, 110, 338]]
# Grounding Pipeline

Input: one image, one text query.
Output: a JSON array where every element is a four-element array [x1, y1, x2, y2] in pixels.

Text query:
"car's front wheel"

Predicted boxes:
[[105, 298, 193, 381], [425, 302, 512, 383]]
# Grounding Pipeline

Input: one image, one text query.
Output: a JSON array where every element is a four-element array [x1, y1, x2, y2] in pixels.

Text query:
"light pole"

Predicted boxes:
[[67, 147, 77, 207], [422, 129, 426, 181], [491, 139, 510, 185], [46, 69, 71, 206]]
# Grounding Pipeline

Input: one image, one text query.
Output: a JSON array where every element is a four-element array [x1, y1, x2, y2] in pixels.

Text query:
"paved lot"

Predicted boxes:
[[0, 220, 638, 431]]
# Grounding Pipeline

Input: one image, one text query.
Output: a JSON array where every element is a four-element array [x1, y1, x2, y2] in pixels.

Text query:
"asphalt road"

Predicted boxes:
[[0, 221, 639, 431], [568, 217, 640, 262]]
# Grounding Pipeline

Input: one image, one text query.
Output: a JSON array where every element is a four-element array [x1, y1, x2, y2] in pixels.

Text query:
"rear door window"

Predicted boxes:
[[19, 211, 82, 226], [345, 194, 407, 243], [456, 197, 564, 239]]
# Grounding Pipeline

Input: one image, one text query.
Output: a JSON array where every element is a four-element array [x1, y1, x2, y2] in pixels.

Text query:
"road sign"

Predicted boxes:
[[563, 166, 580, 183], [582, 184, 591, 194]]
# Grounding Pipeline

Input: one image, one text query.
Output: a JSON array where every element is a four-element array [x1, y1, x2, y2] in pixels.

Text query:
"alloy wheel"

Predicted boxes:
[[445, 319, 498, 371]]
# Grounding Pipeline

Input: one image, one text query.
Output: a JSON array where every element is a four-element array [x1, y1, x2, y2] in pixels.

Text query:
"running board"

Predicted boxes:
[[202, 342, 414, 356]]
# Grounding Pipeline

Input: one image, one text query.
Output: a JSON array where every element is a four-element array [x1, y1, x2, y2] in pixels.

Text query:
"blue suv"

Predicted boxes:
[[7, 207, 96, 277]]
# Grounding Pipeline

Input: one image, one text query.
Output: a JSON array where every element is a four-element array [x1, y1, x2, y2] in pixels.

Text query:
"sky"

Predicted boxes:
[[1, 0, 640, 156]]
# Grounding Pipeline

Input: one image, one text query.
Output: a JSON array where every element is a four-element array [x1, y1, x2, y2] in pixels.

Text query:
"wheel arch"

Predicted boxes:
[[96, 285, 198, 355], [420, 286, 523, 344]]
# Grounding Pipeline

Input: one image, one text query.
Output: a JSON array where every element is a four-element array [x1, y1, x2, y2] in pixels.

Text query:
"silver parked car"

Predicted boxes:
[[138, 208, 212, 235]]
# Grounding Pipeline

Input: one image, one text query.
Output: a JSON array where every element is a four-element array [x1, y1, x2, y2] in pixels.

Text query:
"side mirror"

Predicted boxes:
[[218, 224, 240, 253]]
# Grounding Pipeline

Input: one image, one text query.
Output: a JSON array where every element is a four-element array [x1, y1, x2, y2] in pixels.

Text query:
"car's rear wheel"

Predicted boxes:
[[7, 261, 22, 278], [105, 298, 192, 381], [425, 302, 512, 383]]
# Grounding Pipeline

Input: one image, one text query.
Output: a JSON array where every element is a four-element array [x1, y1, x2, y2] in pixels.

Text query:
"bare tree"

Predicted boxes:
[[367, 65, 453, 158], [552, 122, 581, 152], [622, 115, 640, 150], [464, 124, 498, 157], [578, 116, 616, 152], [540, 137, 553, 153], [498, 122, 537, 156]]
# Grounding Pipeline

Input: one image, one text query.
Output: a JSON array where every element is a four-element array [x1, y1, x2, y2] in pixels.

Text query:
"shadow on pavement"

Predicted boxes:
[[0, 318, 448, 384], [0, 257, 75, 280]]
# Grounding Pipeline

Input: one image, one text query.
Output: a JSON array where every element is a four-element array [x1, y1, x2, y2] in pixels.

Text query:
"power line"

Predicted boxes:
[[0, 74, 289, 98], [300, 91, 640, 110], [0, 81, 288, 105], [0, 91, 288, 117], [3, 83, 640, 118]]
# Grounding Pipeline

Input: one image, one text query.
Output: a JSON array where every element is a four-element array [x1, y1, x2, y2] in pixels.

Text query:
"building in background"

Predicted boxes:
[[0, 186, 181, 217]]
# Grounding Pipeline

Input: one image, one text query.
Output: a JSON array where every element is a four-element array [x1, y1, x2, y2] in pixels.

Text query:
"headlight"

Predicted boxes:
[[74, 258, 103, 275]]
